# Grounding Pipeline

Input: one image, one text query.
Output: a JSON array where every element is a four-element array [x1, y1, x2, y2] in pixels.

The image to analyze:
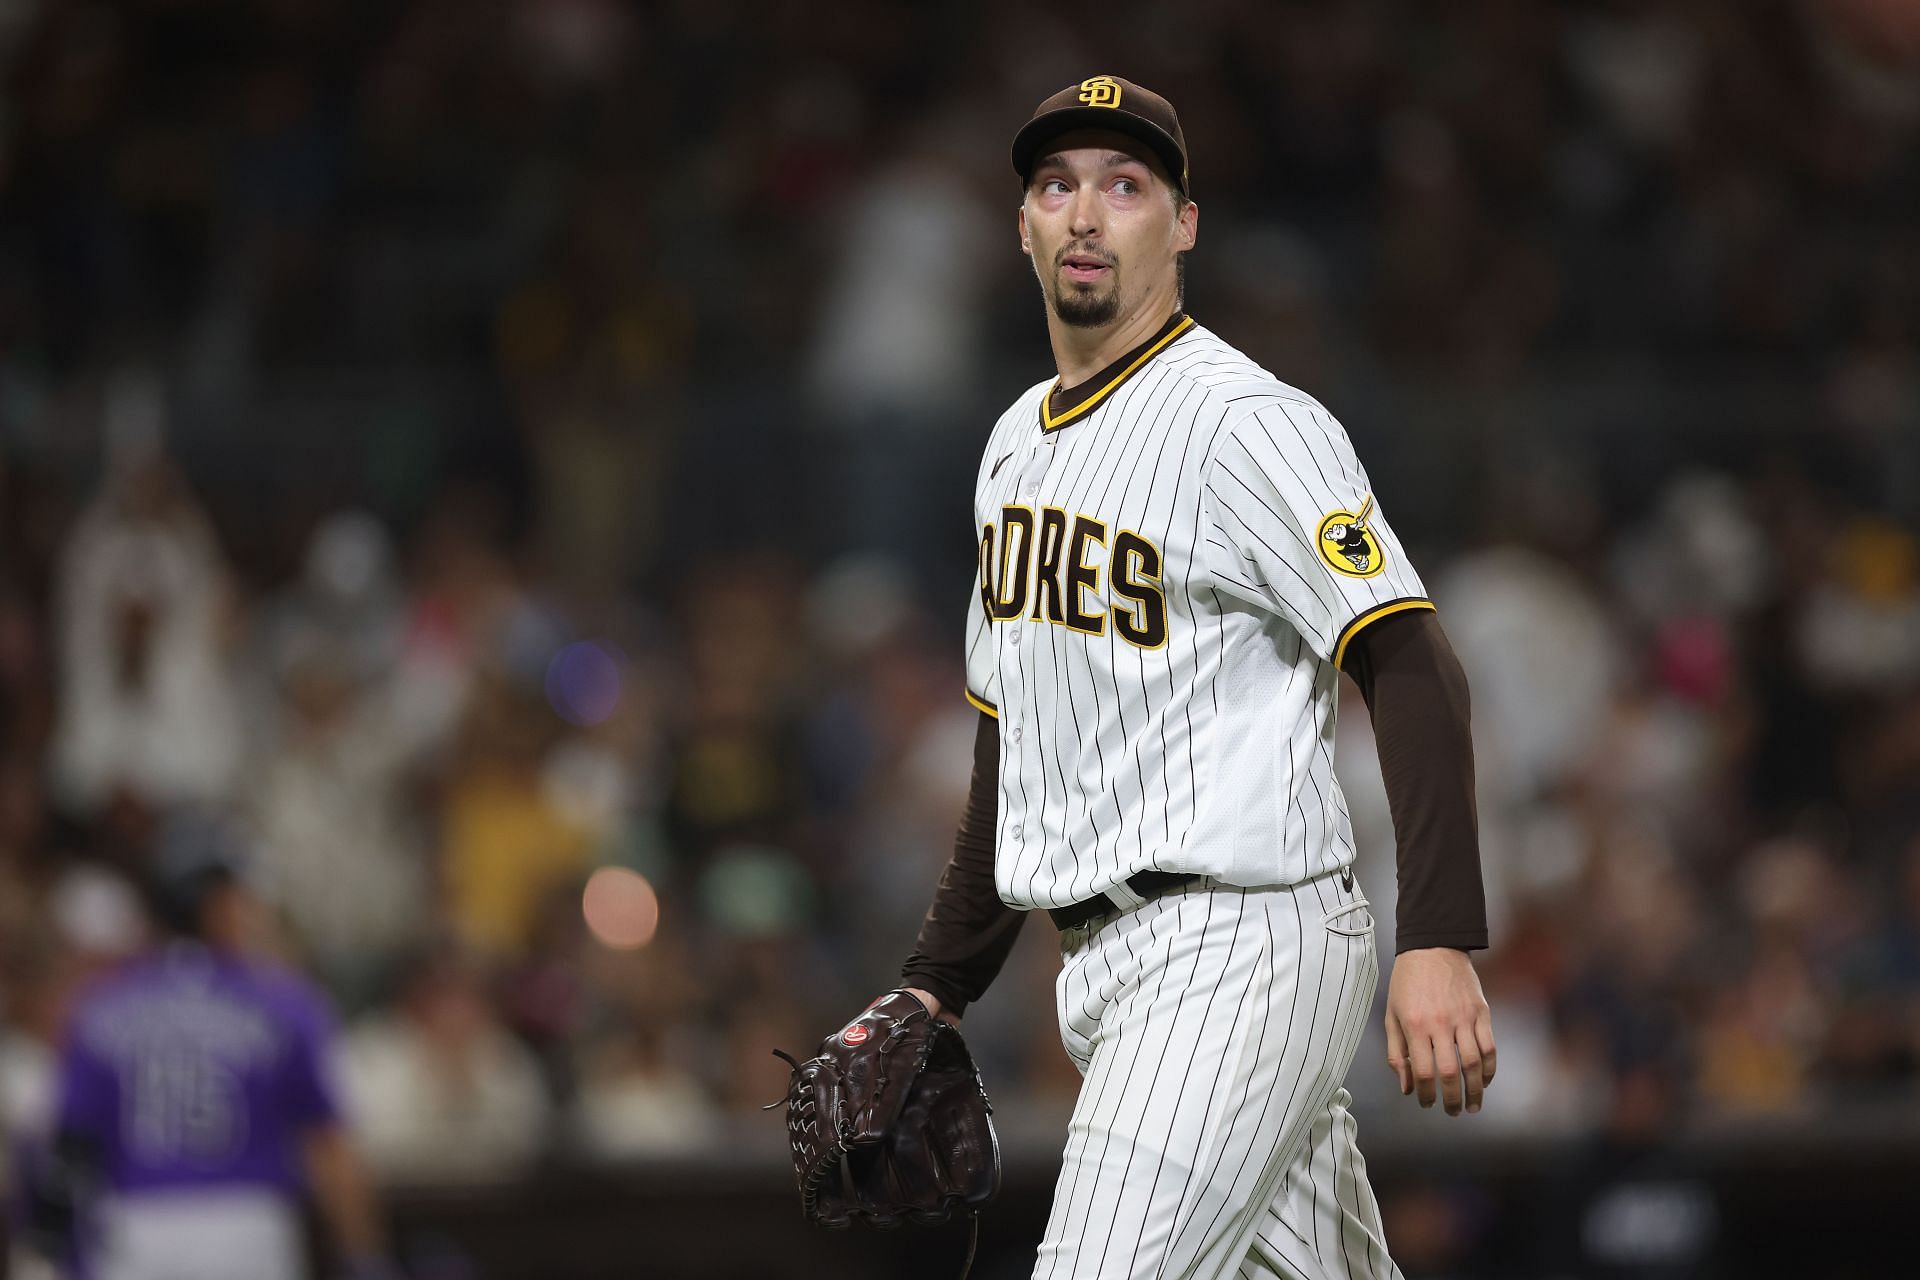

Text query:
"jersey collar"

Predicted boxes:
[[1040, 310, 1195, 433]]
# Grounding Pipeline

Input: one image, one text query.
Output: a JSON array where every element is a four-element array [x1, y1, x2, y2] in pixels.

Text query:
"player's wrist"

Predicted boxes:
[[901, 986, 944, 1019], [1393, 931, 1487, 955], [1391, 946, 1478, 976]]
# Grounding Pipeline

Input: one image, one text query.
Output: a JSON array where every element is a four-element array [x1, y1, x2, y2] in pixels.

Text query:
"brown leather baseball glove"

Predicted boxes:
[[773, 989, 1001, 1232]]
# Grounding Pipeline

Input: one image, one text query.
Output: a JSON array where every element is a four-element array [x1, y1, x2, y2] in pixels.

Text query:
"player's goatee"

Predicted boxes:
[[1051, 280, 1121, 328]]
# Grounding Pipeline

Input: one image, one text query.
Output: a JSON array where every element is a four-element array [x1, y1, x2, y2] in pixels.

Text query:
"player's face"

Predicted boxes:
[[1021, 133, 1197, 330]]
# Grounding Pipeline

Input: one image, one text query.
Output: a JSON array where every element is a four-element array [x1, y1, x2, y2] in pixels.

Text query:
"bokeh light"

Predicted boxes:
[[545, 640, 624, 726], [581, 867, 660, 951]]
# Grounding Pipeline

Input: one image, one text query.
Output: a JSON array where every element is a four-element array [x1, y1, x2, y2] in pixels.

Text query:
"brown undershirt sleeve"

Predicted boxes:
[[1342, 610, 1489, 954], [899, 711, 1026, 1015]]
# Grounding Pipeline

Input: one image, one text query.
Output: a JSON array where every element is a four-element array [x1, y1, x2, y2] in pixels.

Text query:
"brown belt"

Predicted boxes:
[[1048, 870, 1204, 932]]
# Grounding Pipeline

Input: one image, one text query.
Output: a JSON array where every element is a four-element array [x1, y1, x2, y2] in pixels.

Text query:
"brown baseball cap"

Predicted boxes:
[[1011, 75, 1189, 195]]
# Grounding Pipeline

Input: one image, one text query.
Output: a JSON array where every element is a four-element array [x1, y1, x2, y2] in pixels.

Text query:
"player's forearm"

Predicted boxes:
[[303, 1126, 388, 1267], [899, 710, 1026, 1015], [1345, 611, 1488, 952]]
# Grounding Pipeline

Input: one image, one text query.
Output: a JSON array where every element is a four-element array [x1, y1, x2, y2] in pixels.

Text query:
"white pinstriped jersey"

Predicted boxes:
[[965, 316, 1433, 912]]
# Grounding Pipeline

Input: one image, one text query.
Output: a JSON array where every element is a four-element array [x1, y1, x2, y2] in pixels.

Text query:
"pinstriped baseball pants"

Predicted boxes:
[[1034, 874, 1401, 1280]]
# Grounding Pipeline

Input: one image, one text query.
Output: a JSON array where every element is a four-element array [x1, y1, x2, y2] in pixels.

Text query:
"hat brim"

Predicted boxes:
[[1011, 108, 1188, 195]]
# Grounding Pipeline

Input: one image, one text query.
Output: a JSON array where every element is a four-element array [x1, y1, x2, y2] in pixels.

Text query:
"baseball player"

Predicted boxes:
[[891, 76, 1495, 1279], [20, 817, 395, 1280]]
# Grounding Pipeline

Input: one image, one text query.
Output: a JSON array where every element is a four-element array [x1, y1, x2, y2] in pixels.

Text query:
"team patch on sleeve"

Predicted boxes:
[[1315, 496, 1385, 579]]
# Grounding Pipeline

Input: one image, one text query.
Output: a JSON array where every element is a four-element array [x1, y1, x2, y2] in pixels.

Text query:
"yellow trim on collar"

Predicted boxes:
[[1042, 316, 1197, 431], [964, 688, 1000, 719], [1332, 598, 1436, 670]]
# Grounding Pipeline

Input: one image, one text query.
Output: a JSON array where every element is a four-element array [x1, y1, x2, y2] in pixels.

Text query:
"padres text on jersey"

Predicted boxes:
[[964, 315, 1433, 911]]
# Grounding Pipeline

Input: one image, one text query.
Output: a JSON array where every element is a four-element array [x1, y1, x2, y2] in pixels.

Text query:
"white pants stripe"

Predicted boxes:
[[1036, 875, 1400, 1280]]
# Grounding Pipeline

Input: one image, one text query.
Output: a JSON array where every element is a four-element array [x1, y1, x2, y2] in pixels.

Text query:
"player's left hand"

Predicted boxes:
[[1384, 948, 1495, 1116]]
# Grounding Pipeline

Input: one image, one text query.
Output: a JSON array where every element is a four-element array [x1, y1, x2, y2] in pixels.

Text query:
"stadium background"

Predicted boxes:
[[2, 1, 1918, 1276]]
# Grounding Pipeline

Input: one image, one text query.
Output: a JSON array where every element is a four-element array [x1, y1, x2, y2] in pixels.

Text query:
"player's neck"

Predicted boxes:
[[1048, 294, 1183, 391]]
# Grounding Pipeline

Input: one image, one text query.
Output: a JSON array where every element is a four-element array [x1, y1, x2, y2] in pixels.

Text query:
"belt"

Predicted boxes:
[[1048, 869, 1204, 932]]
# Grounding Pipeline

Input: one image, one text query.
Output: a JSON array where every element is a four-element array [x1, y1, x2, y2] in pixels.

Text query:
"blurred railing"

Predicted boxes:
[[378, 1114, 1920, 1279], [14, 1108, 1915, 1279]]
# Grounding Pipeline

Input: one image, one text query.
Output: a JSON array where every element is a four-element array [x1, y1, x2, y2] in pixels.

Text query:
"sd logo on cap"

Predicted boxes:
[[1077, 75, 1123, 108]]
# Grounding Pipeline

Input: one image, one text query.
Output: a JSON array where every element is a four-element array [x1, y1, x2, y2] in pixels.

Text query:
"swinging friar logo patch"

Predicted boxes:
[[1316, 495, 1386, 579]]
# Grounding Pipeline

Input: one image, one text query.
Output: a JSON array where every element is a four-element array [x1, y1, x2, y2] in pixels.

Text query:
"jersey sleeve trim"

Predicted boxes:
[[963, 688, 1000, 719], [1332, 597, 1436, 670]]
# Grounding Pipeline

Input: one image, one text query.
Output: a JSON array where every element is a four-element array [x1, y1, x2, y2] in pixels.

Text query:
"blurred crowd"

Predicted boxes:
[[1, 0, 1918, 1215]]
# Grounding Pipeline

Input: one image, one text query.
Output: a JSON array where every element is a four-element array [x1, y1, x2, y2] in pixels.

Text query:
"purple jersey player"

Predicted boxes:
[[26, 817, 393, 1280]]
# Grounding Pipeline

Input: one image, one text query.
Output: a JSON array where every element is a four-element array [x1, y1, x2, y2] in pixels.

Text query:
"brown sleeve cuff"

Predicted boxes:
[[898, 711, 1024, 1015], [1344, 610, 1489, 956], [1395, 928, 1490, 954]]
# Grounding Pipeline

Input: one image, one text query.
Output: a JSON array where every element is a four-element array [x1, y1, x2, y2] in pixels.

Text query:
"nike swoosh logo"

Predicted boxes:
[[990, 452, 1015, 478]]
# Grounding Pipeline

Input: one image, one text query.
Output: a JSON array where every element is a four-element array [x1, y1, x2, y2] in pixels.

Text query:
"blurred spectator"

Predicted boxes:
[[1, 924, 65, 1280], [340, 946, 550, 1186], [18, 814, 392, 1280], [244, 512, 428, 998], [569, 1025, 716, 1160], [806, 117, 999, 558], [47, 384, 244, 816], [440, 665, 595, 958], [2, 865, 144, 1278], [562, 911, 715, 1158]]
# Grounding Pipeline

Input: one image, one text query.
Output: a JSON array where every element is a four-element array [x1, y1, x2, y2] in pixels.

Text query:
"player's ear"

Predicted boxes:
[[1018, 205, 1032, 256], [1175, 197, 1198, 253]]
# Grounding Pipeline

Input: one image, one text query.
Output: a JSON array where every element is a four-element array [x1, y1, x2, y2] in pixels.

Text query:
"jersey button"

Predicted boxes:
[[1010, 824, 1023, 840], [1011, 724, 1024, 742], [1008, 627, 1021, 646]]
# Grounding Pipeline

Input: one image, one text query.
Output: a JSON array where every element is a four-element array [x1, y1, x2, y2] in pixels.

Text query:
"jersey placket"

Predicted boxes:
[[1002, 433, 1059, 867]]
